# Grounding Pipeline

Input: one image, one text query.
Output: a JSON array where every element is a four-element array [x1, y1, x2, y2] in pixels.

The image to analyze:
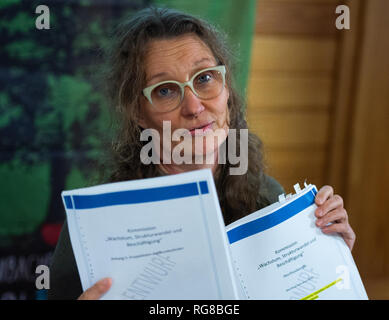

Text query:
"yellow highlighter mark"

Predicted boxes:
[[301, 278, 342, 300]]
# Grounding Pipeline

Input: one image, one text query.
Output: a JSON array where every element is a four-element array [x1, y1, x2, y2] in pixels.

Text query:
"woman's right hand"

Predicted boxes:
[[77, 277, 112, 300]]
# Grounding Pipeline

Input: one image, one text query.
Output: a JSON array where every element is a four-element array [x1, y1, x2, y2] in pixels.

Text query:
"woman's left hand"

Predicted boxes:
[[314, 185, 356, 251]]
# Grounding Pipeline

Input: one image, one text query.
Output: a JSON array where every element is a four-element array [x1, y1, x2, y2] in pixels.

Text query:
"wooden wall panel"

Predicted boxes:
[[341, 0, 389, 298], [250, 36, 336, 73], [328, 0, 362, 197], [248, 113, 329, 147], [256, 0, 338, 36], [263, 148, 326, 193], [248, 76, 332, 109], [248, 0, 336, 197], [265, 0, 339, 2], [248, 0, 389, 299]]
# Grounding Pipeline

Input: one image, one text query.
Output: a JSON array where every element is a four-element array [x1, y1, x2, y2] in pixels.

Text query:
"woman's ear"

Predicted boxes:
[[137, 103, 148, 129], [225, 85, 230, 104], [226, 88, 231, 126], [226, 107, 231, 127], [138, 112, 146, 129]]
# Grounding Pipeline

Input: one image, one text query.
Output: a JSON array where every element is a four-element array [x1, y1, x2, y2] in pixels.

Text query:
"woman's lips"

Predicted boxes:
[[189, 121, 214, 136]]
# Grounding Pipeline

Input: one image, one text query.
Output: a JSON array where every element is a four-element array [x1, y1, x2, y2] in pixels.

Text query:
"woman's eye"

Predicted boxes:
[[159, 88, 170, 96], [197, 73, 212, 84], [155, 84, 177, 98]]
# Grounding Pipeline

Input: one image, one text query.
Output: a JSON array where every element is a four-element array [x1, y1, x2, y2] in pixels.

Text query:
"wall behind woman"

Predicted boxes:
[[247, 0, 389, 299]]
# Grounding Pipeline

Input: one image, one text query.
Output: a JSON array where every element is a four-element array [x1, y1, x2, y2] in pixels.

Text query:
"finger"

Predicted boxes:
[[78, 278, 112, 300], [315, 194, 344, 218], [315, 185, 334, 206], [321, 222, 356, 250], [321, 221, 351, 236], [316, 208, 347, 227]]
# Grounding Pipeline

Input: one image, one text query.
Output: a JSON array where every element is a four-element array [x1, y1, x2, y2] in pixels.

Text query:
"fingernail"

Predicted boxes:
[[101, 278, 112, 288]]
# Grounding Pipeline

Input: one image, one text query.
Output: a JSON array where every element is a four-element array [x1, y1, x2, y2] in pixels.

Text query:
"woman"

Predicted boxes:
[[49, 7, 356, 300]]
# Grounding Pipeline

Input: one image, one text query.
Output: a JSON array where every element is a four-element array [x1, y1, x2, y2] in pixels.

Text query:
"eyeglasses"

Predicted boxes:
[[142, 65, 226, 112]]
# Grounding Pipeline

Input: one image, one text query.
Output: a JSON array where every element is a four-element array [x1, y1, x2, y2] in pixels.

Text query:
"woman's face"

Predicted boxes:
[[138, 34, 229, 164]]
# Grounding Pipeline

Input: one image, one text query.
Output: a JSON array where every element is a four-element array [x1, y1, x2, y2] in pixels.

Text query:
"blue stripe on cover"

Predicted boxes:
[[64, 195, 73, 209], [199, 181, 209, 195], [227, 188, 318, 244], [65, 181, 205, 210]]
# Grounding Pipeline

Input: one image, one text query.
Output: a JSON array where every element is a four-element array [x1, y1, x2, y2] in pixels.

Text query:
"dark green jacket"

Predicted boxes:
[[48, 175, 284, 300]]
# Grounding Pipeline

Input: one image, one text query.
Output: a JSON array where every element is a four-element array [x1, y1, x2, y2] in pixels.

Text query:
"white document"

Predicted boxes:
[[63, 170, 368, 300], [225, 183, 368, 300], [62, 169, 238, 300]]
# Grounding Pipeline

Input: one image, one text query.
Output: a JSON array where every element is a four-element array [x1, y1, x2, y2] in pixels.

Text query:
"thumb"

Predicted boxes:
[[78, 277, 112, 300]]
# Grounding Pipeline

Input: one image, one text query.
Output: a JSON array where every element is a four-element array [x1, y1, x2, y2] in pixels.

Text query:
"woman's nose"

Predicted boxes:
[[180, 86, 205, 118]]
